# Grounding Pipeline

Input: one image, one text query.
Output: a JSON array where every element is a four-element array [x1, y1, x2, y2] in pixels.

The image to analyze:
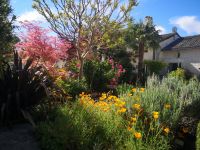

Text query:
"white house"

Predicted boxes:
[[144, 28, 200, 75]]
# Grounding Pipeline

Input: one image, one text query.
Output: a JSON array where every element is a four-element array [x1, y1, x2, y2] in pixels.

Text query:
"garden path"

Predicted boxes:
[[0, 124, 40, 150]]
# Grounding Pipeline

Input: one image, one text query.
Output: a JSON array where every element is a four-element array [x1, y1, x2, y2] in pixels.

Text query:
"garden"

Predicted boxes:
[[1, 0, 200, 150]]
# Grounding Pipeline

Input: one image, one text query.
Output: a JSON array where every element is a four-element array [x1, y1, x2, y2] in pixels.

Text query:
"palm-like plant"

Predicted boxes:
[[0, 51, 47, 126], [125, 18, 160, 81]]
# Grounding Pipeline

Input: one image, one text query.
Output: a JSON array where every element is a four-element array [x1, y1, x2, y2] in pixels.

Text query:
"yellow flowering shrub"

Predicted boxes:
[[78, 87, 171, 148]]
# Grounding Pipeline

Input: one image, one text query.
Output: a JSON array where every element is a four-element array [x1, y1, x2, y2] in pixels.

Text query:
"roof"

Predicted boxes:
[[162, 34, 200, 51], [160, 33, 176, 41]]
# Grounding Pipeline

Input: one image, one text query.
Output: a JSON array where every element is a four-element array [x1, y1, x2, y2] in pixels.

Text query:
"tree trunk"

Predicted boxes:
[[138, 42, 145, 81], [78, 58, 84, 80]]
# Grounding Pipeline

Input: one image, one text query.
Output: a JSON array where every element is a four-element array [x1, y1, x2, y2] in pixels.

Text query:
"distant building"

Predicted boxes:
[[143, 28, 200, 75]]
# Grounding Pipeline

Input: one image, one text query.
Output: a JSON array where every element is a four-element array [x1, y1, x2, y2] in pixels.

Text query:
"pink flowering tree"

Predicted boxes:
[[15, 21, 72, 77], [108, 58, 125, 87]]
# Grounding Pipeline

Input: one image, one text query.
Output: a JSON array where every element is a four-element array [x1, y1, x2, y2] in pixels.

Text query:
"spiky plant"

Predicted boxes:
[[0, 51, 47, 126]]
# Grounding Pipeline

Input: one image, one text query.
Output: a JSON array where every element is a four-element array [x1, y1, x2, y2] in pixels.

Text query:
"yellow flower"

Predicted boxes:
[[163, 127, 170, 134], [127, 126, 132, 131], [107, 95, 113, 101], [132, 88, 137, 92], [117, 107, 127, 113], [103, 107, 110, 112], [133, 104, 141, 110], [140, 88, 145, 92], [153, 111, 159, 115], [131, 117, 137, 123], [134, 132, 142, 139], [152, 111, 159, 120], [164, 104, 171, 109], [128, 93, 132, 97], [79, 92, 85, 97]]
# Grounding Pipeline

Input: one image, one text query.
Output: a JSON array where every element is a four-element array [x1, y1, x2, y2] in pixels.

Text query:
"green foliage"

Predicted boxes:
[[168, 68, 185, 80], [0, 0, 17, 53], [55, 78, 87, 99], [140, 75, 200, 127], [37, 103, 135, 150], [144, 60, 167, 75], [105, 48, 135, 83], [83, 60, 115, 92], [117, 75, 200, 149], [67, 59, 79, 75], [196, 122, 200, 150], [125, 18, 160, 82], [0, 51, 47, 125], [125, 19, 160, 51], [118, 75, 200, 128], [33, 0, 136, 78], [116, 83, 133, 95]]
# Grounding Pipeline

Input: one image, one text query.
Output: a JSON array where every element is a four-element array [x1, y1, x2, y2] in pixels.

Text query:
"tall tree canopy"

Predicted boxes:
[[33, 0, 136, 78], [125, 17, 160, 80], [0, 0, 17, 55]]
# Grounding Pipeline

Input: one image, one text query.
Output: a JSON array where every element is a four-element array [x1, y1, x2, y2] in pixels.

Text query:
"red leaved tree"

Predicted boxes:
[[15, 21, 72, 77]]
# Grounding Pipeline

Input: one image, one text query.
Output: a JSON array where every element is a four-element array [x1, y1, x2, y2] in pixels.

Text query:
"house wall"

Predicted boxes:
[[159, 48, 200, 75], [144, 49, 153, 60], [155, 34, 180, 60]]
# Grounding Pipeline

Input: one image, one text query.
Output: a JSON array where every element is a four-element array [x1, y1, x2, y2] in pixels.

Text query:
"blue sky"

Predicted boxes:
[[11, 0, 200, 36]]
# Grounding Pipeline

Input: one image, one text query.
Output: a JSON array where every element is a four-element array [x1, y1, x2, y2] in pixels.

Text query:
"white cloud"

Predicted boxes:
[[17, 10, 45, 22], [170, 16, 200, 35], [155, 25, 167, 34]]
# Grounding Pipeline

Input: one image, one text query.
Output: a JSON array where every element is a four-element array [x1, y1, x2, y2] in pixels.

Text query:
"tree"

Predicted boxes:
[[125, 17, 160, 80], [15, 21, 72, 76], [0, 0, 17, 56], [33, 0, 136, 79]]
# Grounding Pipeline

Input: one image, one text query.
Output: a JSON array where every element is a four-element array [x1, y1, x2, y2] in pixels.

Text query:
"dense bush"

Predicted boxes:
[[37, 75, 200, 150], [83, 60, 115, 92], [117, 75, 200, 149], [196, 122, 200, 150], [168, 68, 185, 79], [37, 102, 136, 150], [104, 48, 134, 83], [0, 51, 47, 125], [144, 60, 167, 75], [139, 75, 200, 127], [55, 77, 87, 99]]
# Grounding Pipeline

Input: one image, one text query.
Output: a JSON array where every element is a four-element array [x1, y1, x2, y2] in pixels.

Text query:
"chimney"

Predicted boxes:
[[172, 27, 177, 33]]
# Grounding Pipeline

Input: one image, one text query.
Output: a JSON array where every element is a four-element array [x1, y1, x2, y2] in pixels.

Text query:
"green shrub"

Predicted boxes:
[[168, 68, 185, 79], [144, 60, 167, 75], [196, 122, 200, 150], [55, 78, 87, 99], [83, 60, 115, 92], [104, 48, 134, 83], [37, 102, 136, 150], [118, 75, 200, 129], [116, 83, 133, 95]]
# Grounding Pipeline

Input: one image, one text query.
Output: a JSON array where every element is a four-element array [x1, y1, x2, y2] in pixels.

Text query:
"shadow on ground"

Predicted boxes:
[[0, 124, 40, 150]]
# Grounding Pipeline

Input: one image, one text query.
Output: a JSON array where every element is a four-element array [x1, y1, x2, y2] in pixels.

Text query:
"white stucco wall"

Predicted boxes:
[[144, 49, 153, 60], [159, 48, 200, 75], [155, 34, 180, 60]]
